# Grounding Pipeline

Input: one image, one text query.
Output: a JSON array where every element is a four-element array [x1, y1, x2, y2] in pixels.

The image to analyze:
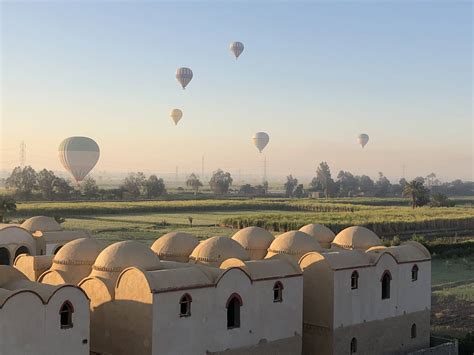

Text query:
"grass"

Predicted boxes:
[[432, 257, 474, 287]]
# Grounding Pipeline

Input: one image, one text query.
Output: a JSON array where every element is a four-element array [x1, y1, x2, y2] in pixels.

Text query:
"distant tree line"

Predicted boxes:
[[283, 162, 473, 207]]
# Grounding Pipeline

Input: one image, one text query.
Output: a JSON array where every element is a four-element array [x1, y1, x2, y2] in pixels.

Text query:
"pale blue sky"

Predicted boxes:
[[1, 1, 472, 181]]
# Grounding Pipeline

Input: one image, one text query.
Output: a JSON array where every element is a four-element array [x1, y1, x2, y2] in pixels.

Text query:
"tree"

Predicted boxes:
[[37, 169, 57, 200], [239, 184, 256, 195], [403, 180, 430, 208], [186, 173, 203, 195], [81, 177, 99, 198], [122, 172, 146, 198], [5, 166, 37, 199], [337, 171, 358, 197], [144, 175, 166, 198], [53, 178, 74, 199], [0, 197, 16, 223], [314, 162, 335, 198], [284, 175, 298, 197], [430, 193, 454, 207], [425, 173, 437, 188], [358, 175, 375, 196], [374, 172, 392, 197], [209, 169, 233, 194], [294, 184, 305, 198]]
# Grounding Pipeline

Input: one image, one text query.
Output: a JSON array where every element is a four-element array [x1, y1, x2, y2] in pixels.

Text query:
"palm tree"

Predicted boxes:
[[0, 198, 17, 223], [403, 180, 428, 209]]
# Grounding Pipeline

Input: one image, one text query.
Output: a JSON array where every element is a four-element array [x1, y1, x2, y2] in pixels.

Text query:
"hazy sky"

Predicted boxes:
[[1, 1, 472, 182]]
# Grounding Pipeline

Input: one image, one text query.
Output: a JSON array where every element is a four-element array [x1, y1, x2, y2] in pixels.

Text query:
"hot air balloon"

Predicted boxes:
[[252, 132, 269, 153], [357, 134, 369, 148], [230, 41, 244, 59], [170, 109, 183, 125], [58, 137, 100, 183], [176, 67, 193, 89]]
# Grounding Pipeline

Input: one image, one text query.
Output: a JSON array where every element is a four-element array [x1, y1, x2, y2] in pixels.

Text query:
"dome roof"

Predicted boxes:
[[189, 236, 249, 266], [266, 231, 322, 260], [332, 226, 382, 251], [92, 241, 161, 273], [21, 216, 62, 232], [299, 224, 335, 246], [53, 238, 104, 267], [151, 232, 199, 260], [232, 227, 274, 252]]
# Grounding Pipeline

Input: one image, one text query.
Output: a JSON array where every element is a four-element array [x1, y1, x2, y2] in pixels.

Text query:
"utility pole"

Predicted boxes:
[[19, 141, 26, 167], [263, 155, 267, 183], [201, 155, 204, 178]]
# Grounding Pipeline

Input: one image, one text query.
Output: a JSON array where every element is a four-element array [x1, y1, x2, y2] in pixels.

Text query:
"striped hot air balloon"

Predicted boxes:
[[176, 67, 193, 89], [58, 137, 100, 183], [230, 41, 244, 59]]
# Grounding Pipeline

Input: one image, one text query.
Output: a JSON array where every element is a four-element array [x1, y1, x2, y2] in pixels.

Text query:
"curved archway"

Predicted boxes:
[[179, 293, 192, 317], [15, 245, 30, 259], [54, 245, 63, 255], [381, 270, 392, 300], [273, 281, 283, 302], [0, 247, 11, 265], [60, 301, 74, 329], [351, 271, 359, 289], [350, 337, 357, 353], [226, 293, 242, 329]]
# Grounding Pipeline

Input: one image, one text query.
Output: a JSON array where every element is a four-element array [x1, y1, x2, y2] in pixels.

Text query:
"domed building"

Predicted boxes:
[[266, 230, 322, 261], [299, 223, 335, 248], [151, 232, 199, 262], [21, 216, 62, 233], [189, 236, 250, 267], [231, 226, 274, 260], [0, 224, 37, 266], [331, 226, 382, 251], [19, 215, 91, 255], [38, 238, 104, 285]]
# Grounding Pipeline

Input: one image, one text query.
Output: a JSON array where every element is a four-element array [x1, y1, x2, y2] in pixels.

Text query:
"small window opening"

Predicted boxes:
[[179, 294, 192, 317], [60, 301, 74, 329], [15, 246, 30, 258], [381, 271, 391, 300], [350, 337, 357, 353], [0, 247, 10, 265], [411, 265, 419, 281], [226, 294, 242, 329], [411, 323, 417, 338], [273, 282, 283, 302], [351, 271, 359, 290]]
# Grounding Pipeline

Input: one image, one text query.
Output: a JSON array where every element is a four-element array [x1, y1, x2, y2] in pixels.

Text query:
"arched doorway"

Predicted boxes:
[[0, 247, 11, 265], [15, 246, 30, 259]]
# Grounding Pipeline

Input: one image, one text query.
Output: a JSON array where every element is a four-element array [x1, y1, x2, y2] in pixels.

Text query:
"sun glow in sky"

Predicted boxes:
[[1, 1, 472, 181]]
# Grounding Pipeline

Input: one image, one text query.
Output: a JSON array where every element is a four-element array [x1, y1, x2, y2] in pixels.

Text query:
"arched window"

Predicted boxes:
[[381, 270, 392, 300], [350, 337, 357, 353], [15, 246, 30, 259], [226, 293, 242, 329], [411, 265, 419, 281], [179, 293, 192, 317], [60, 301, 74, 329], [351, 271, 359, 289], [54, 245, 63, 255], [411, 323, 417, 338], [0, 247, 10, 265], [273, 281, 283, 302]]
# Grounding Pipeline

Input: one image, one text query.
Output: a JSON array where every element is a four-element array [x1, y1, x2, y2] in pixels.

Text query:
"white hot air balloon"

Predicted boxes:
[[357, 133, 369, 148], [252, 132, 270, 153], [58, 137, 100, 183], [170, 109, 183, 125], [230, 41, 244, 59], [176, 67, 193, 89]]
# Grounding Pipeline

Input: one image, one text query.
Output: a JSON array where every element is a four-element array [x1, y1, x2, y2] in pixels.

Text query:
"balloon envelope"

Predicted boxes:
[[252, 132, 269, 153], [176, 67, 193, 89], [357, 134, 369, 148], [170, 109, 183, 125], [58, 137, 100, 183], [230, 42, 244, 59]]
